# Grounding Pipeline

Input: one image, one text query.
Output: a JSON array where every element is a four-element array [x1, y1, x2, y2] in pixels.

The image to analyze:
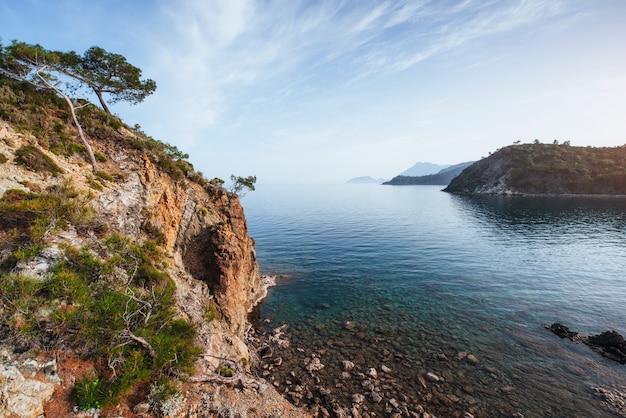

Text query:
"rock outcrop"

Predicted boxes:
[[547, 323, 626, 364], [0, 353, 56, 418]]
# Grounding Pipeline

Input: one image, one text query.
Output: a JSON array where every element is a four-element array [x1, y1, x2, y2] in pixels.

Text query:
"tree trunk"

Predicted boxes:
[[37, 73, 98, 171], [95, 89, 111, 114], [62, 92, 99, 171], [0, 66, 99, 171]]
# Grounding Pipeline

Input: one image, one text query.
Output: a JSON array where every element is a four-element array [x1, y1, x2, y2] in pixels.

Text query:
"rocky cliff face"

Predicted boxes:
[[0, 118, 307, 417], [92, 145, 261, 337]]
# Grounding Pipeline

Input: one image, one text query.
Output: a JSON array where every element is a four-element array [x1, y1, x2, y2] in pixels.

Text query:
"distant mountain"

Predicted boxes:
[[400, 162, 451, 177], [346, 176, 387, 184], [444, 144, 626, 195], [383, 161, 474, 186]]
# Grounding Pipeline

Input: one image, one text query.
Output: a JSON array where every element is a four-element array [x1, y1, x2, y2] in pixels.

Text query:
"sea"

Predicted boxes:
[[243, 183, 626, 417]]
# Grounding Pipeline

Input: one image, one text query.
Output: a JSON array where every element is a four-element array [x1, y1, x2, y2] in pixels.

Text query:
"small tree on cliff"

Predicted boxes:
[[58, 46, 156, 114], [229, 175, 256, 197], [0, 41, 99, 171]]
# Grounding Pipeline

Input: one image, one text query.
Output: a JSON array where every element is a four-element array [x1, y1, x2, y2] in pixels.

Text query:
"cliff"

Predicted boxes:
[[0, 78, 307, 417], [444, 143, 626, 195]]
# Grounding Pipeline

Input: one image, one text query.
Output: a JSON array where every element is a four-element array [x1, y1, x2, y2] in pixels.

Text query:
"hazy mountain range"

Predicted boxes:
[[347, 161, 468, 185]]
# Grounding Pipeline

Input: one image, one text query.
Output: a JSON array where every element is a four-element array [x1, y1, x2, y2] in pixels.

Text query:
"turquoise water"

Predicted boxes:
[[244, 184, 626, 417]]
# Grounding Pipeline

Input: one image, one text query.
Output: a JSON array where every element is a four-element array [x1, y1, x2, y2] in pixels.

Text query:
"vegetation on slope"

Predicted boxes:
[[0, 74, 213, 409], [0, 38, 261, 415], [0, 75, 206, 185], [0, 186, 199, 408], [444, 143, 626, 195]]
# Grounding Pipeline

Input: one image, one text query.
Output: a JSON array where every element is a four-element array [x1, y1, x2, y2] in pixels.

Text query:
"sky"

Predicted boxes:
[[1, 0, 626, 184]]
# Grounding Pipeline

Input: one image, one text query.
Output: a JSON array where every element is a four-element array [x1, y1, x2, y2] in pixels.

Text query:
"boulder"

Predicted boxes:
[[0, 363, 56, 418], [585, 331, 626, 364], [547, 323, 579, 340]]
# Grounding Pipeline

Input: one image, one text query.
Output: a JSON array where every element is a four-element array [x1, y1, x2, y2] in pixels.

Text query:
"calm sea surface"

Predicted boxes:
[[244, 184, 626, 417]]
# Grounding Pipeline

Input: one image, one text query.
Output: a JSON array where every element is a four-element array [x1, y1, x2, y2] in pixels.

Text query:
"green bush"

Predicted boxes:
[[0, 185, 93, 254], [203, 303, 218, 322], [0, 273, 46, 337], [0, 153, 7, 164], [73, 376, 104, 410], [219, 365, 234, 377], [14, 144, 64, 175]]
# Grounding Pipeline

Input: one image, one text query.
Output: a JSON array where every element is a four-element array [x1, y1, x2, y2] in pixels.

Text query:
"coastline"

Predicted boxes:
[[249, 275, 278, 312], [445, 191, 626, 198]]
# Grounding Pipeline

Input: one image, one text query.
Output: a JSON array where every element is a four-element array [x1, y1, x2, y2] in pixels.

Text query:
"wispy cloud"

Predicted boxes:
[[159, 2, 572, 90], [139, 0, 578, 150]]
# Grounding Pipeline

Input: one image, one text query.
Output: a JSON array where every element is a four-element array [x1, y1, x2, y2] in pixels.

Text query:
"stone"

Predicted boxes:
[[381, 364, 392, 373], [366, 368, 377, 378], [342, 360, 355, 371], [585, 330, 626, 364], [467, 354, 479, 364], [594, 386, 626, 416], [426, 372, 440, 382], [21, 359, 39, 377], [306, 357, 325, 373], [369, 391, 383, 403], [0, 363, 56, 418], [547, 323, 579, 340], [133, 402, 151, 414], [351, 393, 366, 404], [318, 386, 332, 396]]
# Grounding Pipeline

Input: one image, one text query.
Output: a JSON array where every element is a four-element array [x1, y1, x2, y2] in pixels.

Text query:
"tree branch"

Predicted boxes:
[[189, 372, 263, 389], [124, 330, 156, 358]]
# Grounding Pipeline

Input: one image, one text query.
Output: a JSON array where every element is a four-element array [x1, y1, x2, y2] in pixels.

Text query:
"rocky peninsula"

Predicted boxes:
[[444, 143, 626, 195]]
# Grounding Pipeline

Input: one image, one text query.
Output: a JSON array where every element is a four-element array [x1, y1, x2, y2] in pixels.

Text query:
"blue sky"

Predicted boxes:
[[2, 0, 626, 184]]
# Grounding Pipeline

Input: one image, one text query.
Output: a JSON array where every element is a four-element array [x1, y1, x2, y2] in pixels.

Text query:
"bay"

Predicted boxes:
[[244, 184, 626, 417]]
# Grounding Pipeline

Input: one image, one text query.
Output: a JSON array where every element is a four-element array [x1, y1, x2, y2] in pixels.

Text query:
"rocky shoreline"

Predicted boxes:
[[248, 320, 486, 418], [245, 299, 626, 417], [247, 322, 626, 418]]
